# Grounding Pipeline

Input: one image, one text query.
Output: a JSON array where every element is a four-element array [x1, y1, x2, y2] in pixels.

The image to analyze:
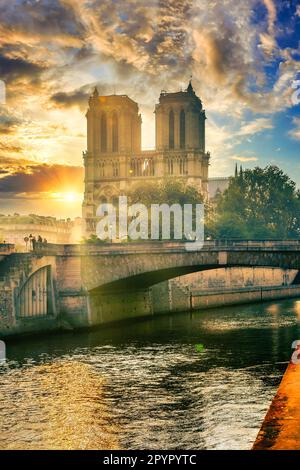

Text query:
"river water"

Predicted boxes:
[[1, 298, 300, 450]]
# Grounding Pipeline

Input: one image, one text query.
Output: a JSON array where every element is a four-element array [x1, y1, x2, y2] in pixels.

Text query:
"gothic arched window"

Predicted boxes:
[[112, 160, 119, 177], [130, 159, 134, 176], [179, 157, 187, 175], [168, 159, 173, 175], [130, 159, 137, 176], [112, 112, 118, 152], [101, 113, 107, 152], [180, 110, 185, 149], [199, 114, 204, 151], [169, 110, 174, 149], [98, 161, 105, 177], [138, 159, 142, 176]]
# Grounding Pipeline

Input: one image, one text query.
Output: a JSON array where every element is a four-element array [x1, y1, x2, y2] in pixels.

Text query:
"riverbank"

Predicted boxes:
[[253, 360, 300, 450], [1, 283, 300, 338], [151, 282, 300, 315], [192, 285, 300, 310]]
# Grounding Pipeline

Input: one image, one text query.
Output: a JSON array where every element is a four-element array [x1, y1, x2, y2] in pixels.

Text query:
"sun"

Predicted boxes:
[[50, 191, 82, 203], [63, 192, 77, 203]]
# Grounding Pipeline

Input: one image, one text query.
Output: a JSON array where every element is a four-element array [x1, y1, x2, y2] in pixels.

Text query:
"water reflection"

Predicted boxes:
[[0, 361, 119, 450], [294, 300, 300, 318], [1, 298, 300, 449]]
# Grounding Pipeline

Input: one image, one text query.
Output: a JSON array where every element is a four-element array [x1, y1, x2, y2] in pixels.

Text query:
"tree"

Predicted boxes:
[[82, 180, 206, 243], [212, 165, 300, 239], [210, 213, 248, 239], [128, 178, 204, 207], [127, 179, 205, 240], [82, 233, 108, 244]]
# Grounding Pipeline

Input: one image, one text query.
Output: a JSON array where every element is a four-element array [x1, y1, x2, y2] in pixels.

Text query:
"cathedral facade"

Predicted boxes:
[[82, 82, 210, 235]]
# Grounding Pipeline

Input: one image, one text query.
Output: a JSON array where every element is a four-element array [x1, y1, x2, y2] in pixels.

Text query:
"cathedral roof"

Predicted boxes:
[[89, 91, 139, 111], [158, 81, 202, 107]]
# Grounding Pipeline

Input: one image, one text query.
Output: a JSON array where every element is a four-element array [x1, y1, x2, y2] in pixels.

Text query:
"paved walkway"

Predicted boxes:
[[253, 361, 300, 450]]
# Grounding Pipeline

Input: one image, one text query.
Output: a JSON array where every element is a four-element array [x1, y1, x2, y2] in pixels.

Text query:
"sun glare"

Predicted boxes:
[[50, 192, 82, 203]]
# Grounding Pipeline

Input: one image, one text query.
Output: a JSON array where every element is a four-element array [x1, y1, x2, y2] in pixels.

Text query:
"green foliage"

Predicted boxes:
[[81, 234, 108, 244], [212, 165, 300, 239], [127, 179, 205, 241], [128, 178, 204, 207]]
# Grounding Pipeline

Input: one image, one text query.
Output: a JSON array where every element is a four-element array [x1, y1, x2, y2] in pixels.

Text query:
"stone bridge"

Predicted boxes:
[[1, 240, 300, 336]]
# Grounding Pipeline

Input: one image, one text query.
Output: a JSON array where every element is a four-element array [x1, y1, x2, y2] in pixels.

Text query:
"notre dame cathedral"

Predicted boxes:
[[82, 81, 210, 235]]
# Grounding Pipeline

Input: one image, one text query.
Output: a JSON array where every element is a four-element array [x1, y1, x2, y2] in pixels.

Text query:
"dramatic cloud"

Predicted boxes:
[[0, 0, 298, 214], [0, 108, 24, 135], [231, 155, 259, 162], [263, 0, 277, 34], [49, 82, 116, 110], [0, 157, 83, 195], [0, 0, 298, 117], [0, 0, 84, 44], [0, 54, 45, 83], [50, 89, 90, 110], [237, 118, 274, 136], [288, 117, 300, 140]]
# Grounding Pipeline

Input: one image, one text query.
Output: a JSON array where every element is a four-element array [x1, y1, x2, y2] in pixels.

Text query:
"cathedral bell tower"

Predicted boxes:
[[86, 87, 142, 155], [155, 81, 206, 152], [82, 88, 142, 234], [154, 81, 209, 194], [82, 82, 210, 237]]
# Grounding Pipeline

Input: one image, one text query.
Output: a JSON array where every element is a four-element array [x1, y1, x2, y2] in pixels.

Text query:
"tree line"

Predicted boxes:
[[84, 165, 300, 242]]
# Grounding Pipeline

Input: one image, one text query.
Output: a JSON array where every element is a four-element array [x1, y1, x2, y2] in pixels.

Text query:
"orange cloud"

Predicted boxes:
[[0, 157, 83, 195]]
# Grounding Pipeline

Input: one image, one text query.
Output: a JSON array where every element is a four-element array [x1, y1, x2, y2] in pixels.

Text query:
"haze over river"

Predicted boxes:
[[1, 299, 300, 450]]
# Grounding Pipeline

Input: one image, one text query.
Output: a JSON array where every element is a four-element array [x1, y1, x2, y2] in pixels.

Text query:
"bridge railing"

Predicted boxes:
[[202, 239, 300, 249], [30, 239, 300, 255], [0, 243, 15, 255]]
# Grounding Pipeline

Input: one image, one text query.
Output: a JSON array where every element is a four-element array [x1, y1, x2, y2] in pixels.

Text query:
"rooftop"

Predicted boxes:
[[89, 88, 139, 110], [158, 81, 202, 107]]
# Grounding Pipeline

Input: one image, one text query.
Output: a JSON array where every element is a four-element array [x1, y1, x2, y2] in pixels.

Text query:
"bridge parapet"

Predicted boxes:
[[0, 243, 15, 255], [32, 240, 300, 256], [1, 239, 300, 336]]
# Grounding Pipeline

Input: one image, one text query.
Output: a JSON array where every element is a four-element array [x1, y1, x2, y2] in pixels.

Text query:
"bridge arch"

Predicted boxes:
[[16, 265, 55, 318], [89, 265, 225, 293], [84, 246, 300, 294]]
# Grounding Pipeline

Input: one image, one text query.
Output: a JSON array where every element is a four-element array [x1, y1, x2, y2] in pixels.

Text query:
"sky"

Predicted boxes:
[[0, 0, 299, 218]]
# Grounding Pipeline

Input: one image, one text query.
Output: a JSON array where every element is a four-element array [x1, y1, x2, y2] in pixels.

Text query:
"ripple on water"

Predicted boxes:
[[0, 361, 120, 450], [0, 299, 298, 450]]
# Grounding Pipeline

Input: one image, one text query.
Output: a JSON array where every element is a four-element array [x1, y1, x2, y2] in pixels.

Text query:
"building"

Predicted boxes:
[[82, 81, 210, 235], [208, 177, 230, 200], [0, 214, 82, 249]]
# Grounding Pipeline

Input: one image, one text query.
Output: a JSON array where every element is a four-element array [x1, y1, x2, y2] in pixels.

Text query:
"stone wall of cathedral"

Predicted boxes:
[[83, 83, 210, 236]]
